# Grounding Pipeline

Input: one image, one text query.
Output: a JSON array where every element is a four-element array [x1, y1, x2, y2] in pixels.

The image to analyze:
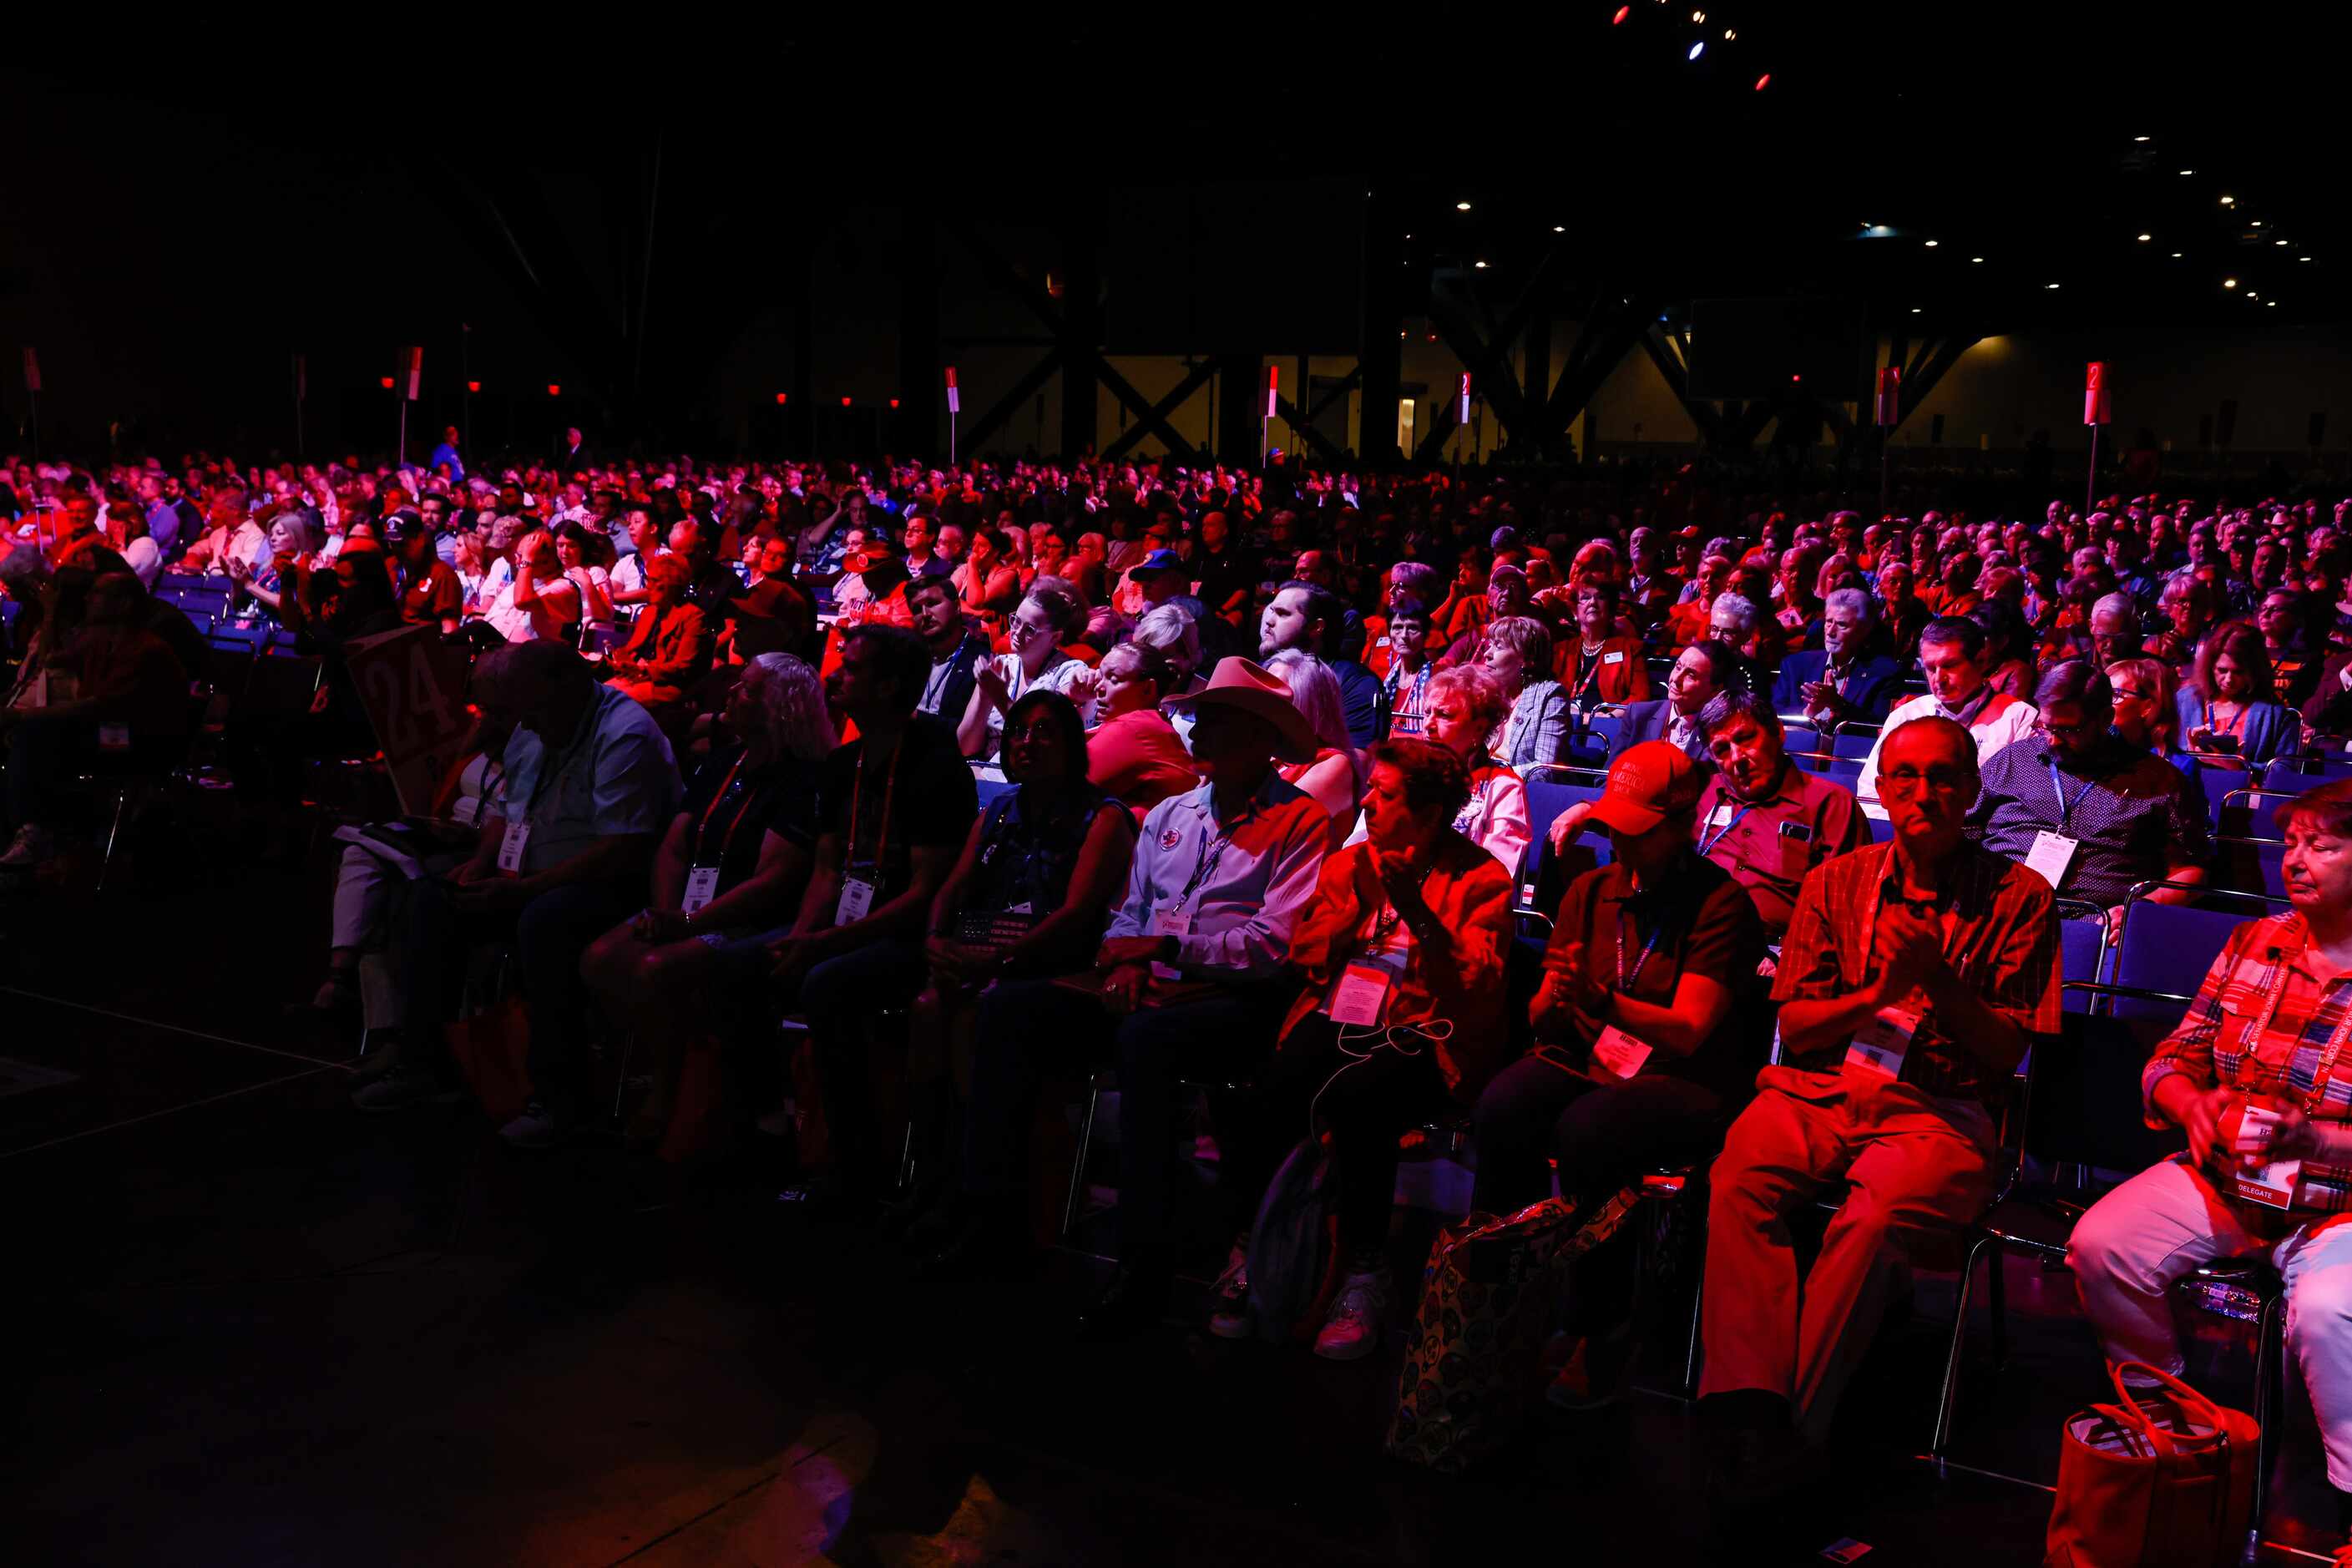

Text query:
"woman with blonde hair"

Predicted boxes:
[[1267, 649, 1363, 832], [580, 651, 837, 1150]]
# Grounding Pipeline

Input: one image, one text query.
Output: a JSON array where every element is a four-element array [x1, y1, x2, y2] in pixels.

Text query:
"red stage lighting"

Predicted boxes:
[[379, 377, 395, 389], [467, 380, 482, 393], [1611, 5, 1629, 20], [889, 398, 900, 408], [1754, 73, 1771, 90], [841, 397, 852, 407], [776, 392, 788, 404], [547, 383, 561, 397]]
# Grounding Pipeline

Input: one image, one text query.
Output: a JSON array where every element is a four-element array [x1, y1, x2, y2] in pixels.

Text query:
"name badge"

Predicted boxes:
[[1591, 1025, 1654, 1080], [2022, 831, 2079, 889], [1844, 1005, 1919, 1082], [452, 795, 483, 828], [497, 821, 531, 873], [98, 723, 132, 751], [1151, 908, 1192, 939], [835, 876, 876, 925], [683, 866, 722, 915], [1601, 650, 1625, 666], [1707, 802, 1735, 831], [1327, 960, 1393, 1026], [2231, 1105, 2304, 1209]]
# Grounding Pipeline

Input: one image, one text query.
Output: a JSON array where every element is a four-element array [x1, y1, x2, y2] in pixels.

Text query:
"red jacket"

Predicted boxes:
[[1278, 832, 1515, 1097]]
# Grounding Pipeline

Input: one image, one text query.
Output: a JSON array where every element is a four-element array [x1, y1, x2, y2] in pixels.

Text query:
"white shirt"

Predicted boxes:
[[1854, 689, 2041, 807], [978, 650, 1098, 756]]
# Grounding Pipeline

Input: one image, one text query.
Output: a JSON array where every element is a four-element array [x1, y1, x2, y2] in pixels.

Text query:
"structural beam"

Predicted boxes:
[[954, 351, 1063, 456]]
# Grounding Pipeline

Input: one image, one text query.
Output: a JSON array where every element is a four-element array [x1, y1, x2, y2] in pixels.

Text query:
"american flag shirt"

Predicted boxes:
[[2144, 911, 2352, 1213]]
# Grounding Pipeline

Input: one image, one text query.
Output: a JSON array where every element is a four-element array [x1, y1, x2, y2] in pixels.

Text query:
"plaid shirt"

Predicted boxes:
[[1773, 840, 2062, 1108], [2144, 912, 2352, 1212]]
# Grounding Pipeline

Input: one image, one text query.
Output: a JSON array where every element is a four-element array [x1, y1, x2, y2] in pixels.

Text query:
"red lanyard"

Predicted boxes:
[[846, 742, 900, 872], [692, 755, 763, 867]]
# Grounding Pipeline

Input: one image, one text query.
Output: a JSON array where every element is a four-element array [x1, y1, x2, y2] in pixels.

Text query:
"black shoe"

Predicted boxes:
[[1075, 1262, 1172, 1340]]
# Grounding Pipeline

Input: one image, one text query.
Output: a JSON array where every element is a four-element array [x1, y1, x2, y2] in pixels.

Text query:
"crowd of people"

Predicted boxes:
[[10, 431, 2352, 1533]]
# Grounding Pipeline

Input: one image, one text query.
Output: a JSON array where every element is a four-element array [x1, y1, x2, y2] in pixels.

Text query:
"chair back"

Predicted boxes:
[[2030, 1000, 2191, 1174], [2110, 895, 2263, 1019], [2054, 900, 2110, 1012], [1831, 725, 1879, 761]]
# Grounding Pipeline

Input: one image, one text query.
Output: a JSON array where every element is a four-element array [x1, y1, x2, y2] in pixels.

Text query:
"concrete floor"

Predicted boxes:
[[2, 847, 2341, 1566]]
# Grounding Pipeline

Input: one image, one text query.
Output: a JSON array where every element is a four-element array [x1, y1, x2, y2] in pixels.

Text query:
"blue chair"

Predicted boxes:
[[972, 776, 1015, 814], [1866, 812, 1894, 842], [2054, 902, 2111, 1014], [209, 622, 265, 654], [1831, 725, 1879, 761], [2109, 896, 2262, 1019], [2215, 787, 2299, 840], [1516, 781, 1606, 915]]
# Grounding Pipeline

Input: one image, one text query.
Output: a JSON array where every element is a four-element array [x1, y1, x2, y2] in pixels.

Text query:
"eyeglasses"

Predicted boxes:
[[1880, 767, 1973, 797], [2033, 717, 2101, 740], [2108, 685, 2152, 704]]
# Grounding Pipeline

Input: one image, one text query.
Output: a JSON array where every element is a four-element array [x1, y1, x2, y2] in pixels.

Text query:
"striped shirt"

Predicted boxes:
[[1773, 840, 2062, 1107], [2143, 912, 2352, 1213]]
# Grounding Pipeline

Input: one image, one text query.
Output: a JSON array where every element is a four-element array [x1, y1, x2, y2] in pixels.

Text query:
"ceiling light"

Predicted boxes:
[[2046, 283, 2061, 290], [2172, 252, 2183, 258], [1753, 73, 1769, 90], [1552, 225, 1565, 233], [2278, 240, 2290, 246], [1455, 201, 1471, 211], [2134, 135, 2151, 142], [1910, 307, 1922, 314], [2220, 195, 2235, 205], [2223, 278, 2238, 288], [1474, 260, 1489, 269], [2302, 255, 2314, 262], [2247, 291, 2259, 299], [2251, 220, 2263, 227], [1692, 8, 1705, 19], [1924, 240, 1939, 248], [2269, 301, 2278, 308], [1611, 4, 1629, 18], [1971, 255, 1984, 263], [1723, 28, 1736, 38], [2137, 233, 2151, 242], [1687, 40, 1705, 58]]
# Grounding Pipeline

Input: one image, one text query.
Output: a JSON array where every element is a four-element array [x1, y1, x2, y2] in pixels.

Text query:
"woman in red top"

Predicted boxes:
[[1083, 641, 1198, 820], [1229, 740, 1514, 1359], [1554, 581, 1651, 710]]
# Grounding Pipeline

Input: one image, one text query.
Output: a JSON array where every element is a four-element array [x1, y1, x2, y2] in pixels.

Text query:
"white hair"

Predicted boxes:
[[1709, 592, 1760, 635], [1265, 649, 1353, 756], [1824, 587, 1874, 623], [1132, 603, 1201, 675]]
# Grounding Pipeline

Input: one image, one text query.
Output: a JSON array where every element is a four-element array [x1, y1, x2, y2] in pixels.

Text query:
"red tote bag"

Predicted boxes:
[[2044, 1362, 2259, 1568]]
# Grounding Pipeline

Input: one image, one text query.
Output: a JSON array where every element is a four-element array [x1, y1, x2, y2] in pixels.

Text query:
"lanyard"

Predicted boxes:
[[2046, 760, 2097, 832], [1572, 643, 1606, 699], [1616, 917, 1665, 993], [1174, 802, 1245, 911], [2203, 699, 2248, 738], [1697, 798, 1757, 858], [692, 754, 763, 866], [2249, 945, 2352, 1114], [845, 741, 900, 873]]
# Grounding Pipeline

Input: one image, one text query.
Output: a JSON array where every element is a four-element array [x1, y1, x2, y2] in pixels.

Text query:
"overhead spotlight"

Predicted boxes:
[[1924, 239, 1939, 248], [2220, 195, 2235, 205], [2251, 220, 2263, 227], [1691, 8, 1705, 19], [1725, 28, 1737, 39], [1910, 307, 1922, 314], [1971, 255, 1985, 263], [2172, 252, 2183, 258], [1455, 201, 1472, 210], [1611, 4, 1628, 20], [1753, 73, 1769, 90], [1687, 40, 1704, 58], [2133, 135, 2151, 142], [2248, 291, 2259, 299], [1552, 225, 1565, 233], [2302, 255, 2314, 262], [2178, 169, 2193, 176], [2046, 283, 2061, 290], [2137, 233, 2151, 241], [2223, 277, 2238, 288], [1474, 260, 1489, 269], [2278, 240, 2290, 246]]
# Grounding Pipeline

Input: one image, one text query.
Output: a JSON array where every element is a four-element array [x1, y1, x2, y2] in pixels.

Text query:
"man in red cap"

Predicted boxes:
[[1470, 739, 1768, 1407], [1697, 715, 2061, 1500]]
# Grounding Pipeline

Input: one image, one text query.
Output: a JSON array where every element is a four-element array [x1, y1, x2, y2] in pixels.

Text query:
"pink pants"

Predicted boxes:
[[1699, 1066, 1996, 1439], [2068, 1156, 2352, 1489]]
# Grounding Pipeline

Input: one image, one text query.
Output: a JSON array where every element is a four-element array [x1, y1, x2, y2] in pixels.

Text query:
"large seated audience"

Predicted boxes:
[[16, 440, 2352, 1535]]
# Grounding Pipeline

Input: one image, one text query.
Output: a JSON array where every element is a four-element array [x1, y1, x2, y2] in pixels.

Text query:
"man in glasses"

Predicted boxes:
[[1853, 615, 2039, 812], [1968, 661, 2208, 935], [1697, 716, 2061, 1502]]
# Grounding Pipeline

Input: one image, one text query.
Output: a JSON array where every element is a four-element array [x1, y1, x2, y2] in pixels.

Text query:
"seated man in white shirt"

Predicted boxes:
[[951, 658, 1333, 1337], [1854, 615, 2038, 813], [353, 640, 680, 1147]]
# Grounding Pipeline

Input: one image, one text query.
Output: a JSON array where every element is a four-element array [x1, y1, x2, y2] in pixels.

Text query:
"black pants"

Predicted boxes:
[[1259, 1012, 1455, 1257], [964, 976, 1292, 1266], [400, 874, 640, 1114], [1472, 1054, 1733, 1335]]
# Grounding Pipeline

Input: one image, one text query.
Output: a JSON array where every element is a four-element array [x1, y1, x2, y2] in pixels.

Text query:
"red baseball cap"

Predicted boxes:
[[1588, 741, 1706, 837]]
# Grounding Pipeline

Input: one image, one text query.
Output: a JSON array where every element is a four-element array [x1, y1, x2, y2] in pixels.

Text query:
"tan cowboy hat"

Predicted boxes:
[[1161, 655, 1321, 765]]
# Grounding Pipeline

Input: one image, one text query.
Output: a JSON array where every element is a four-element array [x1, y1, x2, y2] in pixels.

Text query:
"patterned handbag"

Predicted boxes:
[[1385, 1187, 1639, 1473]]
